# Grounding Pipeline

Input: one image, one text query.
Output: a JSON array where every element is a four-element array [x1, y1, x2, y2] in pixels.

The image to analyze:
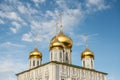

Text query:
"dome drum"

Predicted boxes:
[[50, 47, 63, 50]]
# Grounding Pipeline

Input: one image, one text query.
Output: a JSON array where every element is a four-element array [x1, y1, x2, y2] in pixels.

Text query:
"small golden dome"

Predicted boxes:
[[81, 47, 94, 59], [50, 36, 63, 50], [29, 48, 42, 59], [50, 31, 73, 49]]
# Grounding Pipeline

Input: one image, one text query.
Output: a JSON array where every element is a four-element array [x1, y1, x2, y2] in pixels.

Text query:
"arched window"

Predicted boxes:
[[30, 60, 31, 66], [83, 60, 85, 67], [33, 60, 35, 66], [66, 53, 68, 62], [91, 60, 93, 68], [39, 78, 42, 80], [37, 61, 39, 66], [51, 52, 52, 60], [60, 52, 62, 59]]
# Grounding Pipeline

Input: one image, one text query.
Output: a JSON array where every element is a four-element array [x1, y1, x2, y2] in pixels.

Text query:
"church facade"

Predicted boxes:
[[16, 17, 107, 80]]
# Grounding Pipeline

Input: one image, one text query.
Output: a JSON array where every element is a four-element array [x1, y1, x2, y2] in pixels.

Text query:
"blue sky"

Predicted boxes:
[[0, 0, 119, 80]]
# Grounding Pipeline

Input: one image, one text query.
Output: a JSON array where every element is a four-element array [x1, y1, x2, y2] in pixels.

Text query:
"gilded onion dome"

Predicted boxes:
[[50, 14, 73, 49], [50, 36, 64, 50], [50, 31, 73, 49], [81, 47, 94, 59], [29, 48, 42, 59], [57, 30, 73, 48]]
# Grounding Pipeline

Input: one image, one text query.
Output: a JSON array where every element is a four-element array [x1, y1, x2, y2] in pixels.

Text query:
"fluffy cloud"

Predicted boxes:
[[0, 42, 25, 48], [0, 0, 110, 42], [32, 0, 46, 6], [19, 0, 110, 47], [70, 33, 98, 47], [17, 3, 39, 15], [21, 3, 83, 44], [85, 0, 110, 12], [0, 56, 27, 80], [0, 19, 4, 24], [0, 41, 27, 80], [0, 58, 25, 73], [33, 0, 46, 3], [0, 11, 22, 21], [10, 22, 21, 33], [22, 32, 33, 42]]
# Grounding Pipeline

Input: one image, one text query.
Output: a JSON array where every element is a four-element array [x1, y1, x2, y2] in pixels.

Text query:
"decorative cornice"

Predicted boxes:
[[16, 61, 108, 76]]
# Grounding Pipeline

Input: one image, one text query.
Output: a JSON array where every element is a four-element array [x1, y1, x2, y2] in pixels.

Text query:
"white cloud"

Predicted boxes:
[[10, 27, 17, 33], [22, 32, 33, 42], [0, 0, 110, 42], [62, 9, 83, 31], [22, 19, 56, 44], [0, 3, 12, 12], [18, 4, 39, 15], [56, 0, 67, 9], [23, 7, 83, 44], [32, 0, 46, 6], [70, 33, 98, 46], [18, 5, 27, 14], [0, 56, 27, 80], [85, 0, 110, 11], [0, 19, 4, 24], [9, 12, 21, 20], [33, 0, 46, 3], [10, 21, 21, 33], [0, 59, 24, 73], [0, 11, 22, 21], [0, 42, 25, 48], [21, 0, 109, 47]]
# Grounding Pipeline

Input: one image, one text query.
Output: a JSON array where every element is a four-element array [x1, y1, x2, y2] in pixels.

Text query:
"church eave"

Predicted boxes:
[[16, 61, 108, 76]]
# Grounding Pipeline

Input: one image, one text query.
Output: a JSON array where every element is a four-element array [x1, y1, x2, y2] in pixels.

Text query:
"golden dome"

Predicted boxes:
[[50, 31, 73, 49], [81, 47, 94, 59], [29, 48, 42, 59], [58, 31, 73, 48], [50, 36, 63, 50]]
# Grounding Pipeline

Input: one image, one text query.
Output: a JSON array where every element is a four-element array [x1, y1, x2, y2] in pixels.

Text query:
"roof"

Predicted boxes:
[[16, 61, 108, 76]]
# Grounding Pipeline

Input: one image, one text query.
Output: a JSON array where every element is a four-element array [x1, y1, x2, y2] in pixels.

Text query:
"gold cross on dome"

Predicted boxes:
[[84, 34, 88, 48], [59, 13, 63, 31]]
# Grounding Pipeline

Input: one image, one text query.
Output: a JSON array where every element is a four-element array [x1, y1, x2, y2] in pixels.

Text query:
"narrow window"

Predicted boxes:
[[60, 52, 62, 59], [39, 78, 42, 80], [30, 60, 31, 66], [72, 78, 75, 80], [83, 60, 85, 67], [91, 60, 93, 68], [66, 53, 68, 62], [51, 52, 52, 60], [33, 60, 35, 66], [37, 61, 39, 66], [45, 76, 49, 80]]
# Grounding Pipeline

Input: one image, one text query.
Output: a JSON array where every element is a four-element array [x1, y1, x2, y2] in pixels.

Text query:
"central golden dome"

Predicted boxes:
[[50, 31, 73, 50], [50, 14, 73, 50], [29, 48, 42, 59], [57, 31, 73, 48], [50, 36, 64, 50], [81, 47, 94, 59]]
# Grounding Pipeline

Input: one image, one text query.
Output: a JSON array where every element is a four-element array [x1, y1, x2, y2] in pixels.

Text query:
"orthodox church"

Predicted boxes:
[[16, 16, 107, 80]]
